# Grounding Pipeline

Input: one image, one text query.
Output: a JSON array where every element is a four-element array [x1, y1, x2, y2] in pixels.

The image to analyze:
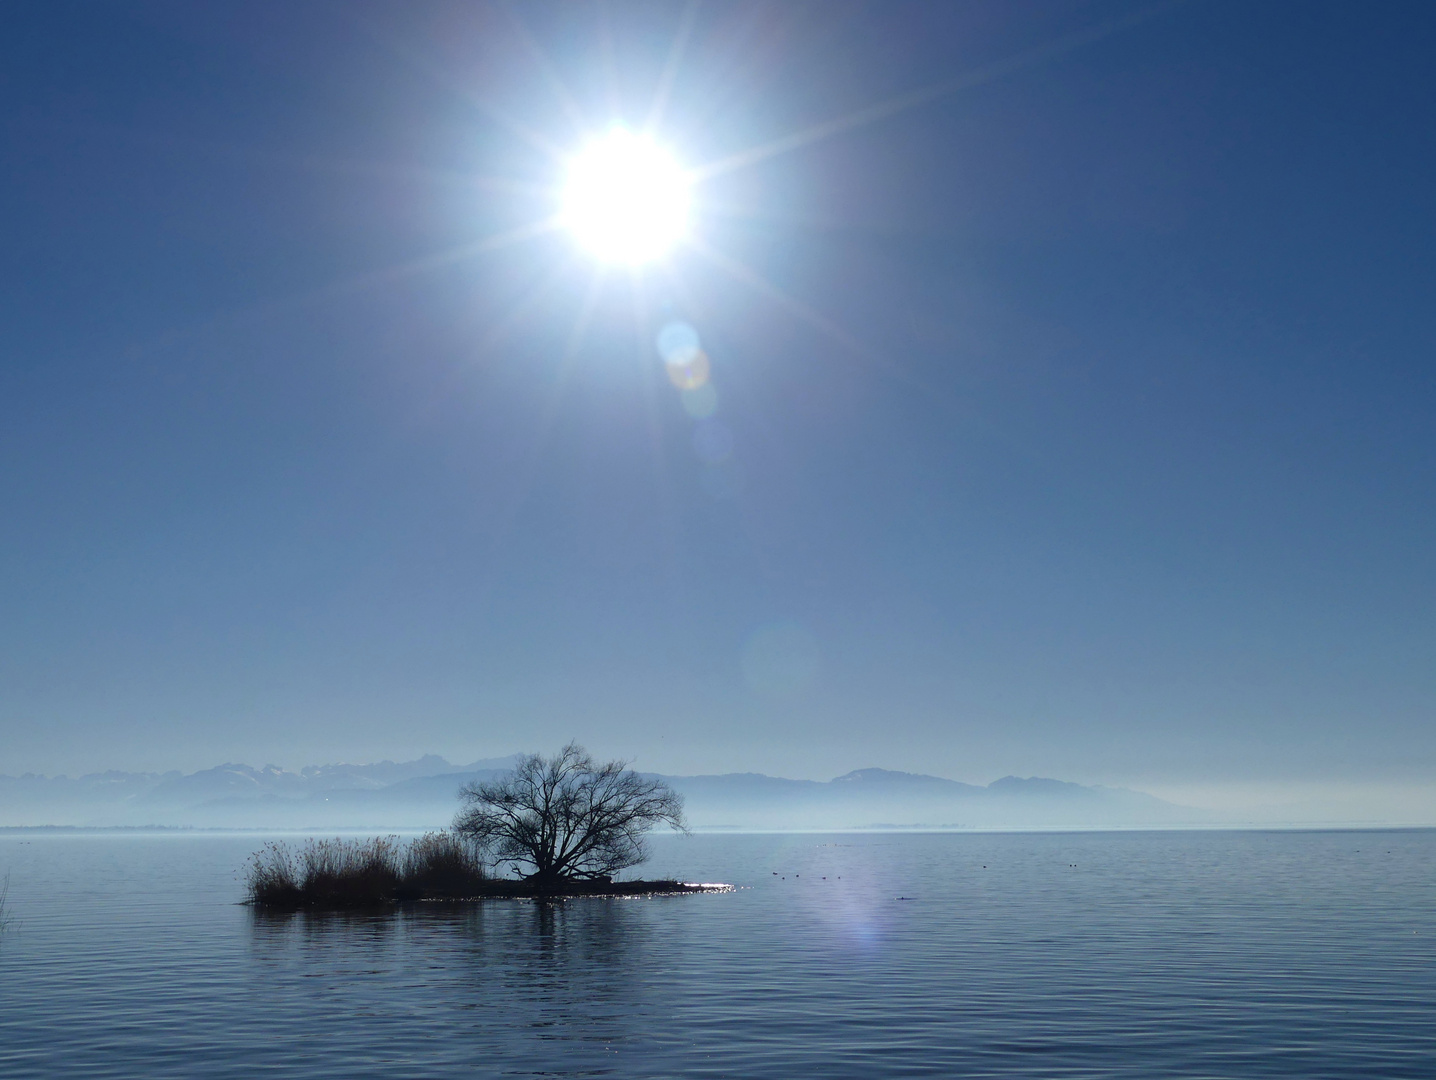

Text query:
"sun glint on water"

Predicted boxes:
[[562, 129, 689, 264]]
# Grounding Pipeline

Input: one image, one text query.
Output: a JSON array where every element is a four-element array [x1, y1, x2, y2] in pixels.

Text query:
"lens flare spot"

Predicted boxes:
[[666, 349, 710, 390], [681, 383, 718, 419], [656, 321, 701, 363]]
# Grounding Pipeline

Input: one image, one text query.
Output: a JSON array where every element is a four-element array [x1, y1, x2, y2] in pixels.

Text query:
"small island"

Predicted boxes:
[[246, 743, 725, 908]]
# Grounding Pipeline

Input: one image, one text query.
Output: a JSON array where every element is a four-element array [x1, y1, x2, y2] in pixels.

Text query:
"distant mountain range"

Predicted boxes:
[[0, 755, 1213, 830], [665, 767, 1207, 829]]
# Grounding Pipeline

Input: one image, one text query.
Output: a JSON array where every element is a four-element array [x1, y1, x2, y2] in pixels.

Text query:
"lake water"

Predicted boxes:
[[1, 829, 1433, 1078]]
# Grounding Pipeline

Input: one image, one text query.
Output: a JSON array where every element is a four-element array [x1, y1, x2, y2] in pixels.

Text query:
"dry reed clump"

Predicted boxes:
[[245, 833, 487, 908], [397, 831, 489, 900]]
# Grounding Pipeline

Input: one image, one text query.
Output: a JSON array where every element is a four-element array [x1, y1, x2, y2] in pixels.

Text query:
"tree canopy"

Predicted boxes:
[[453, 743, 686, 885]]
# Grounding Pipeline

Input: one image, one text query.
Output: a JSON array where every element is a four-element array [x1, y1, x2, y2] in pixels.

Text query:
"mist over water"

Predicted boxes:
[[2, 829, 1433, 1078]]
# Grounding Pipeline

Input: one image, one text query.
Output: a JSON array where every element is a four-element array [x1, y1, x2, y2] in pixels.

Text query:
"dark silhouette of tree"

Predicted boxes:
[[453, 742, 687, 886]]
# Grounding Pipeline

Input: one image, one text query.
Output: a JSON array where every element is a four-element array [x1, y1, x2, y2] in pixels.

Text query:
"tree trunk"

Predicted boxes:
[[525, 869, 566, 893]]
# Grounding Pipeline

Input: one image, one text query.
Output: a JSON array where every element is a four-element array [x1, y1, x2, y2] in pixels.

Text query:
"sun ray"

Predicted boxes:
[[682, 236, 913, 386], [624, 266, 685, 601], [596, 1, 624, 126], [35, 112, 560, 203], [265, 216, 566, 312], [560, 266, 609, 374], [507, 267, 610, 528], [654, 259, 709, 338], [463, 100, 571, 168], [344, 7, 572, 165], [476, 254, 581, 358], [690, 0, 1185, 183], [625, 265, 655, 370], [501, 3, 593, 141], [442, 266, 609, 615], [644, 0, 702, 136], [686, 238, 1045, 466], [123, 217, 565, 361]]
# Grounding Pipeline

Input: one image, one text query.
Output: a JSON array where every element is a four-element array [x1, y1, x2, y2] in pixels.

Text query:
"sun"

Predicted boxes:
[[561, 128, 689, 265]]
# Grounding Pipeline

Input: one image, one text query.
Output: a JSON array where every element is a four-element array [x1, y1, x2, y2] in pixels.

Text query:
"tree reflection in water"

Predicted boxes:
[[248, 897, 659, 1063]]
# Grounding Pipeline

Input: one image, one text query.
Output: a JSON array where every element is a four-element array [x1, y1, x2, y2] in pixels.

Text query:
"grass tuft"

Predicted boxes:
[[396, 832, 489, 900], [246, 833, 487, 908]]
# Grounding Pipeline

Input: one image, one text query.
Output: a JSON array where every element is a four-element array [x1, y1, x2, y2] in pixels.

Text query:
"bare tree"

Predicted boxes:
[[453, 743, 687, 886]]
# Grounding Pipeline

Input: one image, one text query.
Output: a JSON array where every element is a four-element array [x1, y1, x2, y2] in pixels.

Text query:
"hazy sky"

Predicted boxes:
[[3, 1, 1434, 793]]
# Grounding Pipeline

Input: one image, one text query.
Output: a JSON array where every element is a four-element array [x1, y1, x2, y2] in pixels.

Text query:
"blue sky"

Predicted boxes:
[[3, 1, 1434, 800]]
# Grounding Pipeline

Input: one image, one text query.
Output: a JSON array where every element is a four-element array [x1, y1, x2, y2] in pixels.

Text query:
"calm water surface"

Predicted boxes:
[[1, 829, 1433, 1078]]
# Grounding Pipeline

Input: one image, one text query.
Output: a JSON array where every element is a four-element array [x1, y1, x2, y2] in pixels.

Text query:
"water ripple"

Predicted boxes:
[[1, 830, 1433, 1077]]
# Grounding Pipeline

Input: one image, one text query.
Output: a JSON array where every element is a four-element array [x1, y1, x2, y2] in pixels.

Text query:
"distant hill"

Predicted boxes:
[[654, 768, 1209, 830], [0, 756, 524, 829], [0, 755, 1210, 829]]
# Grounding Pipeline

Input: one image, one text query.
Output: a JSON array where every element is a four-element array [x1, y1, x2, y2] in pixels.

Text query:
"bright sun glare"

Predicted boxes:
[[561, 128, 689, 265]]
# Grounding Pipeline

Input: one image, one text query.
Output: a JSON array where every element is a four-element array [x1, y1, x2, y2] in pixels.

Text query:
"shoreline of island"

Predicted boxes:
[[249, 878, 732, 910]]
